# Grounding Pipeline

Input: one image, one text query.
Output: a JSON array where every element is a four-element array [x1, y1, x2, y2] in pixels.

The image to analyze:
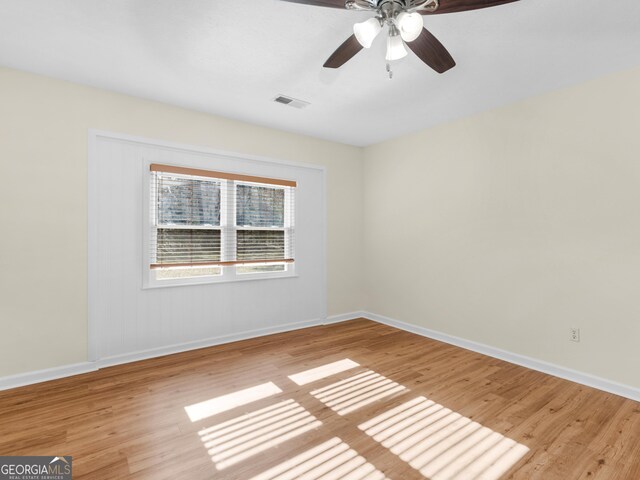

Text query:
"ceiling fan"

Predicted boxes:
[[279, 0, 519, 74]]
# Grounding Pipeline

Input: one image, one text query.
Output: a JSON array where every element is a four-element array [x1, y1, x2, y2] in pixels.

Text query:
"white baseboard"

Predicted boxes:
[[361, 311, 640, 402], [3, 311, 638, 403], [324, 311, 366, 324], [0, 317, 324, 391], [97, 318, 323, 369], [0, 362, 98, 391]]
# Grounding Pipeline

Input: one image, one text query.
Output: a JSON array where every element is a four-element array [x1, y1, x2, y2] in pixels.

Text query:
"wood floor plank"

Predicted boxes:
[[0, 319, 638, 479]]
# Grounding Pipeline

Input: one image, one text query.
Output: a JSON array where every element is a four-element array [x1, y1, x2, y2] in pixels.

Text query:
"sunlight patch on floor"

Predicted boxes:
[[289, 359, 360, 386], [359, 396, 529, 480], [311, 370, 407, 416], [197, 399, 322, 470], [249, 437, 390, 480], [185, 382, 282, 422]]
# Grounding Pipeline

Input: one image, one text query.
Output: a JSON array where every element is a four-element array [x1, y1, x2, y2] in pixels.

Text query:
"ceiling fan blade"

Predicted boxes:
[[406, 27, 456, 73], [279, 0, 346, 8], [421, 0, 519, 15], [323, 34, 364, 68]]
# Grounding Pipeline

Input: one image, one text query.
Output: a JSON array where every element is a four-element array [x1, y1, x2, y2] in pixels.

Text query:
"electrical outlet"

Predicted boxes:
[[570, 328, 580, 343]]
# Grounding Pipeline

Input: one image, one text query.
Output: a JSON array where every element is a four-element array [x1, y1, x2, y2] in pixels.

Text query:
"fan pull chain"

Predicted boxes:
[[386, 63, 393, 80]]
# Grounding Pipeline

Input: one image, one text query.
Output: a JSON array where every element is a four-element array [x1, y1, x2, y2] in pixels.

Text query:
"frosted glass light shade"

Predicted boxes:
[[386, 34, 407, 61], [354, 18, 382, 48], [397, 12, 423, 42]]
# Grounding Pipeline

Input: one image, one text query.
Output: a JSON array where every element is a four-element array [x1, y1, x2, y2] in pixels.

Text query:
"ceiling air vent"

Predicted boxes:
[[273, 95, 310, 110]]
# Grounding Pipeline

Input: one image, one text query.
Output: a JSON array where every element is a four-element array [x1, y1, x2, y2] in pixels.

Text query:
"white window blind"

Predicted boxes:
[[149, 164, 295, 280]]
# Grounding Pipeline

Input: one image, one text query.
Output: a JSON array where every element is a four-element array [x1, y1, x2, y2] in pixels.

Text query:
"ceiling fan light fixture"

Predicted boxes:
[[385, 28, 407, 61], [396, 11, 423, 42], [353, 17, 382, 48]]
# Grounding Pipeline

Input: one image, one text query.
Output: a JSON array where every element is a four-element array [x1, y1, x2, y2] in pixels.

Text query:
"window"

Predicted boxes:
[[148, 164, 295, 285]]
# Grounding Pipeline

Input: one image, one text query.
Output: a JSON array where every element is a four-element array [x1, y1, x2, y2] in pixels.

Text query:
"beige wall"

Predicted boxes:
[[3, 64, 640, 391], [0, 68, 364, 377], [363, 66, 640, 389]]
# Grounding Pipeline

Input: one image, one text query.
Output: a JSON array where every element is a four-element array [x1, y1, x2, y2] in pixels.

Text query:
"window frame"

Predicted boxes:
[[233, 179, 294, 276], [143, 166, 296, 289]]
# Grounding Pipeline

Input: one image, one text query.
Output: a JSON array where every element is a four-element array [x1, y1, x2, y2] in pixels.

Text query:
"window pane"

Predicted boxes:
[[237, 230, 285, 261], [236, 184, 285, 227], [157, 228, 221, 264], [157, 175, 220, 226], [237, 264, 286, 275], [156, 266, 222, 280]]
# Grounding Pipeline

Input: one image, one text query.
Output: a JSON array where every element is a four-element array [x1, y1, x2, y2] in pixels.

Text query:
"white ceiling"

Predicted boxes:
[[1, 0, 639, 146]]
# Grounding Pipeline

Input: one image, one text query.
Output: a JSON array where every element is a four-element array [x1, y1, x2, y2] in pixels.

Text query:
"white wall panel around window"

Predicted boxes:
[[89, 132, 325, 362]]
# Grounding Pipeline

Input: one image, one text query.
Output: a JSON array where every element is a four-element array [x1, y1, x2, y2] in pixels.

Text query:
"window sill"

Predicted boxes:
[[143, 272, 299, 290]]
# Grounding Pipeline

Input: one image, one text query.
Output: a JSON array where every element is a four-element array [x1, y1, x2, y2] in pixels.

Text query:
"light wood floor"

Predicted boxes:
[[1, 319, 639, 479]]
